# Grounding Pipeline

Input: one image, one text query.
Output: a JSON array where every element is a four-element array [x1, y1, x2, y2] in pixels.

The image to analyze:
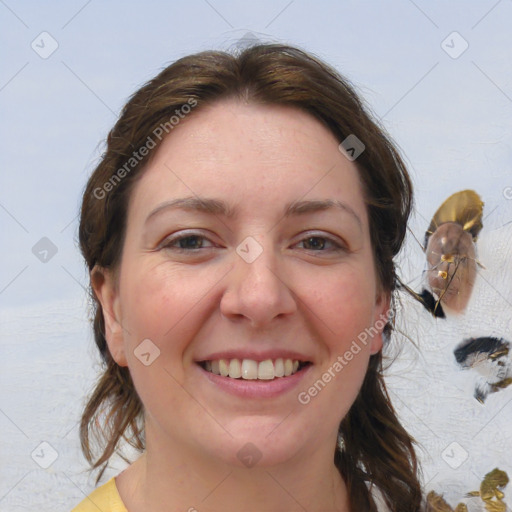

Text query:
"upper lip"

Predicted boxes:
[[195, 350, 313, 363]]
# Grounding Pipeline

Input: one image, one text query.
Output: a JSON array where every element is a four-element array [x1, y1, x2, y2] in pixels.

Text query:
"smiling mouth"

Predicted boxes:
[[198, 358, 312, 380]]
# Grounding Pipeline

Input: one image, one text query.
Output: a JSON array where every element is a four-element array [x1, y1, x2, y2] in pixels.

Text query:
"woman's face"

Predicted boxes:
[[96, 98, 389, 468]]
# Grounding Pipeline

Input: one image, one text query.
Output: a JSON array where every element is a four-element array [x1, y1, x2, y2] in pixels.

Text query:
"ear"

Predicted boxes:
[[369, 290, 391, 355], [91, 265, 128, 367]]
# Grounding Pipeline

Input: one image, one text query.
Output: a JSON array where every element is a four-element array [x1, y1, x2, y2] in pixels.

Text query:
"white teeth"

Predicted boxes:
[[228, 359, 242, 378], [202, 358, 306, 380], [241, 359, 258, 379], [274, 358, 284, 377], [258, 359, 274, 380], [219, 359, 229, 377]]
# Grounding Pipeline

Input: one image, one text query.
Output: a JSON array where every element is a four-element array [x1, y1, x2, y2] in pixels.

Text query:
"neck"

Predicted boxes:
[[116, 422, 351, 512]]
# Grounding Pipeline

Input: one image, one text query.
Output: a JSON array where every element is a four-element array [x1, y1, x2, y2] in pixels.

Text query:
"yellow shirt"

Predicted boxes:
[[71, 476, 391, 512], [71, 477, 128, 512]]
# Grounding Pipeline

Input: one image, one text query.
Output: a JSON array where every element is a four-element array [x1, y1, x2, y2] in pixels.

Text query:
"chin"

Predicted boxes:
[[214, 416, 311, 468]]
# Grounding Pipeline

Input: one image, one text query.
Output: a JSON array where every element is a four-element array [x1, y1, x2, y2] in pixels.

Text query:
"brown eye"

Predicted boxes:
[[299, 236, 340, 251], [160, 232, 216, 252]]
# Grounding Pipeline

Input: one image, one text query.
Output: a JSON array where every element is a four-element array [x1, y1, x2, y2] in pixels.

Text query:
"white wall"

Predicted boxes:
[[1, 1, 511, 510]]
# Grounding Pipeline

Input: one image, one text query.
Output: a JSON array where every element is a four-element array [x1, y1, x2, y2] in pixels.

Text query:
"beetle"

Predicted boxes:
[[399, 190, 484, 317]]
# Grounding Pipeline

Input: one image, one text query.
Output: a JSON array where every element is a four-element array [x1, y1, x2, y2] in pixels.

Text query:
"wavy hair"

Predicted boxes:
[[78, 43, 422, 511]]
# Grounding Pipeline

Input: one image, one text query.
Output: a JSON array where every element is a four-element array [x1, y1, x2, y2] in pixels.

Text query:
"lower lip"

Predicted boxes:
[[196, 363, 312, 399]]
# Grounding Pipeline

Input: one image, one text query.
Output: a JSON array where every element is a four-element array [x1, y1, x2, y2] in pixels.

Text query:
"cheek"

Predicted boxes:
[[304, 265, 377, 346], [116, 265, 210, 420], [120, 262, 213, 341], [300, 267, 376, 400], [117, 263, 206, 390]]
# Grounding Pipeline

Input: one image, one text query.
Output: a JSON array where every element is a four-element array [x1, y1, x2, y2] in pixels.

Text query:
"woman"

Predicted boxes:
[[72, 43, 423, 512]]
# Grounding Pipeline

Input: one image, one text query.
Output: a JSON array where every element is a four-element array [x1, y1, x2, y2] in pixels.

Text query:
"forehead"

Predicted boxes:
[[128, 98, 369, 228]]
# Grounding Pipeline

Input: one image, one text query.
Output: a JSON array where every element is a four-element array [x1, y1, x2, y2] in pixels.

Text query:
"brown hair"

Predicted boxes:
[[79, 43, 422, 511]]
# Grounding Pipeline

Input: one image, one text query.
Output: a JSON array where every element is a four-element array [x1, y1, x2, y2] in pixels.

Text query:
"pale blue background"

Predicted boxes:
[[1, 1, 511, 510]]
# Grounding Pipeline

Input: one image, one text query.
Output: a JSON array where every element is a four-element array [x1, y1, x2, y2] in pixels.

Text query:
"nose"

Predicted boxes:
[[220, 237, 297, 328]]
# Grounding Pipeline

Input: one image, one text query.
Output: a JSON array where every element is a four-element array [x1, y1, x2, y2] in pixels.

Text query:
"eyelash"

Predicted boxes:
[[160, 231, 346, 253]]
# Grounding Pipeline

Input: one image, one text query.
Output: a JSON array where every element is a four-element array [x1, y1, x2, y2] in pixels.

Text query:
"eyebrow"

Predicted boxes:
[[145, 196, 362, 229]]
